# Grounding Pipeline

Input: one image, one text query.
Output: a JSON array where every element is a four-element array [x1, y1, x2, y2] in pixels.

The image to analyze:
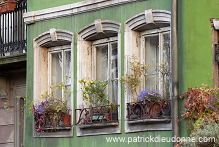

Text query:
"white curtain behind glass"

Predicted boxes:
[[144, 35, 159, 91], [111, 43, 118, 103], [51, 51, 62, 98], [96, 45, 108, 81]]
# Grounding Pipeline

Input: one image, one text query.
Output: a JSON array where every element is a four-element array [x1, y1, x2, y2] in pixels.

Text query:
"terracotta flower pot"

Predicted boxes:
[[0, 1, 16, 13], [63, 114, 71, 126]]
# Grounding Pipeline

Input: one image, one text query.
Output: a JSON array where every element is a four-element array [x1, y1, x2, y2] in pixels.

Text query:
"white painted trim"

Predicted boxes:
[[24, 0, 144, 24], [78, 19, 121, 40], [126, 9, 171, 31]]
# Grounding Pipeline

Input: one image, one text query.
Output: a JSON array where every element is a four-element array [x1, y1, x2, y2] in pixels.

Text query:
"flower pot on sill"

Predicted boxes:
[[0, 1, 16, 13], [63, 114, 71, 126]]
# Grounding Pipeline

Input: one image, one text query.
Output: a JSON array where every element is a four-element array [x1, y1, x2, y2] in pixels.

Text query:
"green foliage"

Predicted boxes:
[[33, 82, 71, 131], [38, 81, 71, 113], [79, 79, 109, 106], [120, 55, 148, 98], [180, 86, 219, 126], [180, 86, 219, 147], [182, 118, 219, 147]]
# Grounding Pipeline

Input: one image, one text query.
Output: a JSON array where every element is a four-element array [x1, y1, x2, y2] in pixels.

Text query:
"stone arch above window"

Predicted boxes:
[[34, 28, 73, 47], [126, 9, 171, 31], [78, 19, 120, 41]]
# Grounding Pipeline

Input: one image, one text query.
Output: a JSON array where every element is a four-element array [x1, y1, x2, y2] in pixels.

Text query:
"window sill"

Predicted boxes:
[[78, 122, 119, 129], [127, 118, 171, 124], [34, 126, 73, 138], [40, 126, 72, 131]]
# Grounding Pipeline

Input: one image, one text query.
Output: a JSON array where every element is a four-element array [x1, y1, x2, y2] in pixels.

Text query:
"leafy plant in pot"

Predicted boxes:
[[32, 82, 71, 132], [137, 90, 162, 118], [120, 55, 148, 101], [79, 79, 111, 122], [79, 79, 109, 107]]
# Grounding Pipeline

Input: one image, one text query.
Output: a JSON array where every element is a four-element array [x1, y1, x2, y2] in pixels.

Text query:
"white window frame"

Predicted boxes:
[[48, 45, 72, 100], [33, 29, 73, 137], [92, 37, 118, 104], [141, 27, 170, 97]]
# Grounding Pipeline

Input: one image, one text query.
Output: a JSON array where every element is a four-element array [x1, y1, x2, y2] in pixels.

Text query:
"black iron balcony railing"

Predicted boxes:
[[75, 104, 119, 126], [0, 0, 26, 57]]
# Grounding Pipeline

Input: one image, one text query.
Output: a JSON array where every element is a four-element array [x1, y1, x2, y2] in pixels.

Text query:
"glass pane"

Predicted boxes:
[[64, 51, 72, 86], [111, 42, 118, 103], [96, 44, 108, 81], [111, 43, 118, 79], [111, 80, 118, 103], [51, 52, 62, 84], [162, 32, 171, 98], [51, 52, 62, 99], [144, 35, 159, 91]]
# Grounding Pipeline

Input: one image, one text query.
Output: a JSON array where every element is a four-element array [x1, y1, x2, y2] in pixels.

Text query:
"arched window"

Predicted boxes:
[[77, 19, 121, 136], [124, 9, 172, 132], [33, 28, 73, 137], [77, 19, 120, 105]]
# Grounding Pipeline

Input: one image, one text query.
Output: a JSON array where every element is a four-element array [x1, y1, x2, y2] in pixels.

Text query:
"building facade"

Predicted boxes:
[[20, 0, 219, 147], [24, 0, 173, 146]]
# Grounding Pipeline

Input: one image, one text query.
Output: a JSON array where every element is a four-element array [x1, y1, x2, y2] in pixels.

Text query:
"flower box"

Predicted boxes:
[[0, 1, 16, 13], [126, 99, 171, 121], [33, 111, 71, 132], [75, 104, 119, 126]]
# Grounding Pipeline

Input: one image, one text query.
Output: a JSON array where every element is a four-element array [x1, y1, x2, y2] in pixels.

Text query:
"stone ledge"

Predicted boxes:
[[24, 0, 144, 24], [78, 122, 119, 129], [0, 53, 26, 65], [128, 118, 171, 124]]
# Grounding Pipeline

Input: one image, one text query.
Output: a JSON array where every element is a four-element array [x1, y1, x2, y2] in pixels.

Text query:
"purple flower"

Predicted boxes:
[[36, 105, 45, 114], [137, 90, 161, 101]]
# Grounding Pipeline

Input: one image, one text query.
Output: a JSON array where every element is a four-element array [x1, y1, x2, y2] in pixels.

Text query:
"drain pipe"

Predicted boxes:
[[171, 0, 179, 146]]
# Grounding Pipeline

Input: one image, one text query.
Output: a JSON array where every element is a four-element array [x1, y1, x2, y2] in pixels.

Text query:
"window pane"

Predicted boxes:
[[51, 52, 62, 98], [51, 52, 62, 84], [111, 43, 118, 79], [144, 35, 159, 91], [162, 32, 171, 98], [64, 51, 71, 86], [96, 44, 108, 81], [111, 42, 118, 103]]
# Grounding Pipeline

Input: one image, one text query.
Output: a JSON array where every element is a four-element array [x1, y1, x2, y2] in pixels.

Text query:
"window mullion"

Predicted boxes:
[[92, 45, 96, 80], [62, 50, 65, 99], [108, 42, 112, 102], [159, 32, 163, 96], [142, 36, 146, 90], [48, 52, 52, 94]]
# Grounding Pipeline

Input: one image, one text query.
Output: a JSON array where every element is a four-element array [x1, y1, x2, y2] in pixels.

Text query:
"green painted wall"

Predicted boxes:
[[27, 0, 83, 11], [25, 0, 172, 147], [178, 0, 219, 137]]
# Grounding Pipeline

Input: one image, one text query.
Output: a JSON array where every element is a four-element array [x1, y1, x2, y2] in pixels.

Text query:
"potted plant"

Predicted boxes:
[[180, 86, 219, 127], [32, 82, 71, 132], [137, 90, 170, 118], [78, 79, 109, 107], [179, 86, 219, 146], [121, 55, 148, 101], [76, 79, 119, 124], [0, 0, 17, 13]]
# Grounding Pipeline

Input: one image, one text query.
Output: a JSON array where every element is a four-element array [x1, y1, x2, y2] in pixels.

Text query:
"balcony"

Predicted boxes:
[[0, 0, 26, 58]]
